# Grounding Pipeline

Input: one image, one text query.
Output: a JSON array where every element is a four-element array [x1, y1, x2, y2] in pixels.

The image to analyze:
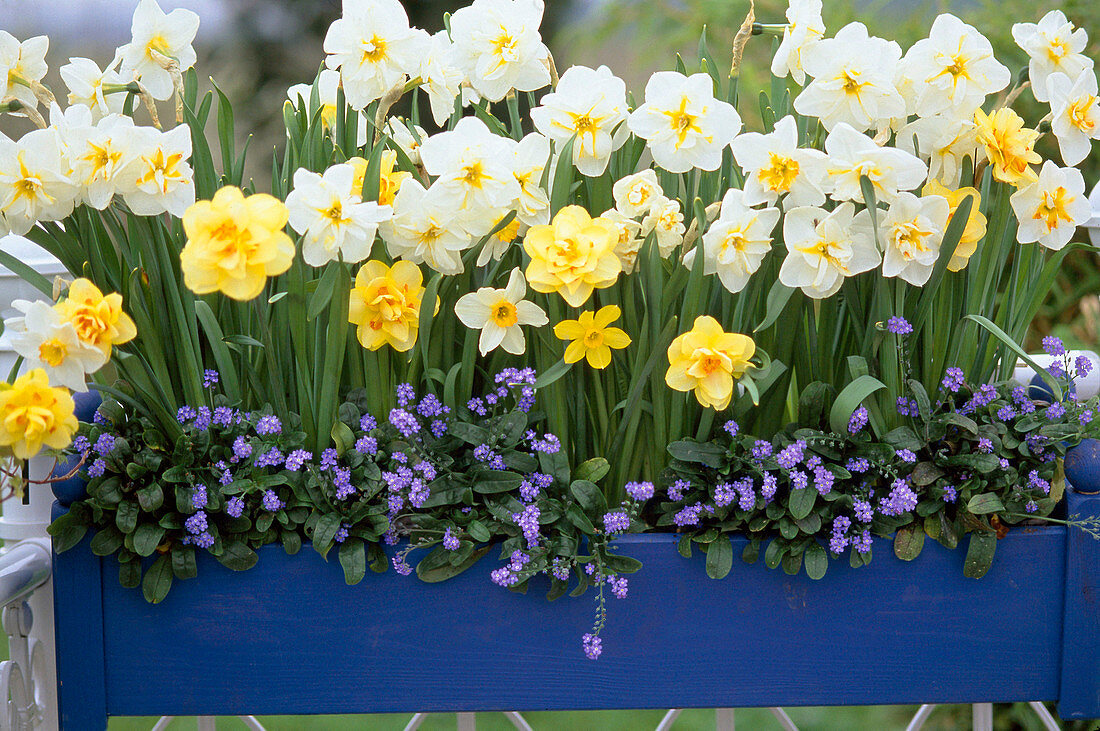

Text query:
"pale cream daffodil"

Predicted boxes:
[[118, 125, 195, 217], [628, 71, 742, 173], [1010, 160, 1091, 251], [60, 58, 128, 122], [600, 208, 645, 275], [511, 132, 551, 227], [612, 170, 664, 219], [323, 0, 429, 110], [700, 189, 780, 294], [419, 116, 520, 237], [68, 112, 142, 211], [824, 122, 928, 204], [896, 113, 979, 188], [381, 179, 472, 276], [1012, 10, 1094, 104], [0, 32, 49, 111], [449, 0, 551, 103], [454, 267, 548, 356], [642, 196, 686, 257], [418, 31, 464, 127], [530, 64, 629, 177], [4, 300, 108, 392], [286, 163, 392, 267], [119, 0, 199, 101], [859, 192, 950, 286], [779, 203, 881, 299], [900, 13, 1010, 118], [794, 22, 906, 132], [1048, 71, 1100, 167], [771, 0, 826, 86], [0, 128, 76, 236], [732, 115, 829, 207]]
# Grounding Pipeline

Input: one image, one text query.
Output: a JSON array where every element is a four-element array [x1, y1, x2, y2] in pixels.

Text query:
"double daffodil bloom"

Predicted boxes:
[[0, 369, 78, 460], [119, 0, 199, 101], [1011, 10, 1093, 103], [349, 260, 429, 352], [1048, 71, 1100, 167], [524, 206, 622, 307], [665, 316, 755, 411], [779, 203, 881, 299], [973, 108, 1041, 186], [922, 181, 985, 271], [531, 65, 629, 177], [554, 306, 631, 369]]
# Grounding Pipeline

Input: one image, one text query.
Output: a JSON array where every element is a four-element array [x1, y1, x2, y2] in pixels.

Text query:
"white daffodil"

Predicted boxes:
[[478, 213, 528, 267], [612, 169, 664, 219], [287, 68, 341, 130], [449, 0, 551, 103], [380, 179, 471, 275], [323, 0, 429, 111], [419, 116, 519, 236], [1012, 10, 1093, 104], [1048, 71, 1100, 167], [641, 196, 686, 257], [60, 58, 128, 122], [455, 267, 548, 355], [511, 132, 551, 227], [731, 115, 829, 207], [1011, 161, 1091, 251], [0, 33, 49, 110], [779, 203, 881, 299], [771, 0, 826, 85], [287, 163, 392, 267], [700, 189, 780, 294], [896, 114, 979, 187], [628, 71, 742, 173], [119, 125, 195, 217], [900, 14, 1010, 118], [119, 0, 199, 101], [384, 118, 427, 166], [824, 122, 928, 204], [859, 192, 949, 286], [4, 300, 107, 392], [794, 22, 905, 132], [0, 128, 76, 236], [601, 208, 644, 275], [417, 31, 464, 127], [530, 65, 628, 177], [68, 112, 142, 210]]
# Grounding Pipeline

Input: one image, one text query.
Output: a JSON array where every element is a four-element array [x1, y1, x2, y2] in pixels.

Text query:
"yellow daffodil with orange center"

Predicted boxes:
[[524, 206, 622, 307], [0, 369, 78, 460], [348, 260, 427, 352], [180, 186, 295, 301], [554, 305, 632, 369], [665, 316, 755, 411], [922, 180, 986, 271], [973, 108, 1041, 186], [54, 278, 137, 359]]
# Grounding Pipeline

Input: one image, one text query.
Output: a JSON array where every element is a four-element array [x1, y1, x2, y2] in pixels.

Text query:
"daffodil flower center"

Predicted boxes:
[[1047, 37, 1070, 62], [323, 201, 346, 225], [571, 113, 600, 137], [760, 153, 800, 193], [892, 222, 934, 259], [1034, 186, 1075, 232], [801, 239, 850, 274], [462, 161, 487, 189], [664, 97, 702, 148], [490, 299, 518, 328], [1069, 95, 1096, 132], [38, 338, 68, 367], [841, 70, 866, 96], [493, 218, 522, 244], [583, 328, 604, 348], [419, 225, 443, 244], [67, 307, 110, 345], [362, 35, 388, 63], [145, 33, 171, 60], [626, 184, 653, 208], [367, 283, 410, 327]]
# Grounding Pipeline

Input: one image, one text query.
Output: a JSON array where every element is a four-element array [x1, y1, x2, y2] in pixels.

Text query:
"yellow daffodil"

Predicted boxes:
[[524, 205, 622, 307], [554, 305, 631, 369], [54, 278, 137, 359], [180, 186, 296, 302], [348, 260, 427, 352], [665, 316, 755, 411], [922, 180, 986, 271], [346, 151, 411, 206], [974, 108, 1041, 186], [0, 369, 78, 460]]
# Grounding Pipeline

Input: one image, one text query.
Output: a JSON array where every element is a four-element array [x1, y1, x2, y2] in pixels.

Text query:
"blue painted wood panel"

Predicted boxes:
[[93, 527, 1067, 719]]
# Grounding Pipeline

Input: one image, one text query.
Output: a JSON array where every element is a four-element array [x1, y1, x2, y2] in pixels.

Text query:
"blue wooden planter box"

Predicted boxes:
[[49, 475, 1100, 729]]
